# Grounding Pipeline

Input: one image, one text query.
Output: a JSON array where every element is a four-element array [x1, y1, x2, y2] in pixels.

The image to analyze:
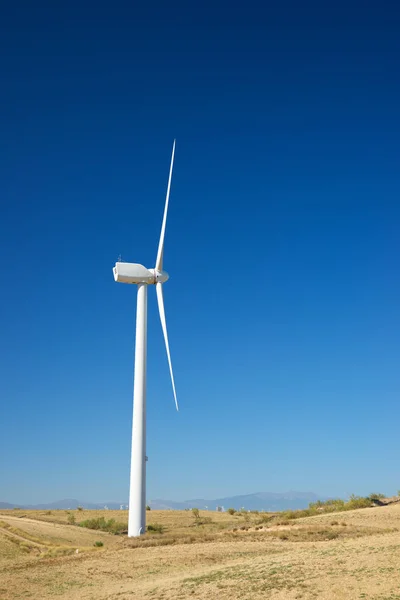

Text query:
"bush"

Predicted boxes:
[[67, 513, 76, 525], [283, 510, 301, 520], [146, 505, 151, 511], [308, 499, 345, 512], [190, 507, 213, 526], [346, 496, 371, 510], [79, 517, 126, 534], [274, 495, 376, 522], [77, 506, 83, 511], [368, 493, 386, 501], [94, 541, 104, 547], [147, 523, 164, 533], [227, 508, 236, 515], [321, 499, 345, 509]]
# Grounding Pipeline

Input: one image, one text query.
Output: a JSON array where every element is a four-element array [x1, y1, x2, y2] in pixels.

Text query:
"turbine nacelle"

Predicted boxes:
[[113, 262, 169, 285]]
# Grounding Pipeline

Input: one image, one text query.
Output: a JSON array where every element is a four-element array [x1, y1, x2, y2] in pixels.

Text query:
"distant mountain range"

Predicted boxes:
[[148, 491, 324, 511], [0, 491, 325, 512]]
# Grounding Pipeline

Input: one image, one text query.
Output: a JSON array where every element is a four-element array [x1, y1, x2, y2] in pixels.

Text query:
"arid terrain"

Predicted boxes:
[[1, 503, 400, 599]]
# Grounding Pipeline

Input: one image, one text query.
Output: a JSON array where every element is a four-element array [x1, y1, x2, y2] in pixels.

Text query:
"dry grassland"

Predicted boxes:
[[1, 505, 400, 599]]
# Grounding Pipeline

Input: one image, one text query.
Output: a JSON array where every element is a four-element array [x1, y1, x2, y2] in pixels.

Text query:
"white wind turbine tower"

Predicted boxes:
[[113, 141, 178, 537]]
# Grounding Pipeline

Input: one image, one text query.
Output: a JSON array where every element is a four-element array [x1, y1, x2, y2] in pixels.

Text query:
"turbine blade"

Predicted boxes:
[[155, 140, 175, 272], [156, 282, 178, 411]]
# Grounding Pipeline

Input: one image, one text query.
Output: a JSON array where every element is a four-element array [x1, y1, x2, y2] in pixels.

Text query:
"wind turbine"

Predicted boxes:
[[113, 141, 178, 537]]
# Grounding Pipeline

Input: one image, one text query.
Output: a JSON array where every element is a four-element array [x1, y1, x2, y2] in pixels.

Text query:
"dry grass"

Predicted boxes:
[[1, 504, 400, 599], [1, 507, 237, 525]]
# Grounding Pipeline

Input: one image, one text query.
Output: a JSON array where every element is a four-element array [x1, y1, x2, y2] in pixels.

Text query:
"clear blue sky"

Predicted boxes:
[[1, 1, 399, 505]]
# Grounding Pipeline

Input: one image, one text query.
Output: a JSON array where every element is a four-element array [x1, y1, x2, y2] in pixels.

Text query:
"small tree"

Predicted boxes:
[[146, 505, 151, 511], [192, 508, 200, 521], [67, 513, 76, 525]]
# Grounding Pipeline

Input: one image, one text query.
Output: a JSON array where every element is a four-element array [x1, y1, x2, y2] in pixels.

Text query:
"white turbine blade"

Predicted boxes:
[[156, 282, 178, 411], [155, 140, 175, 272]]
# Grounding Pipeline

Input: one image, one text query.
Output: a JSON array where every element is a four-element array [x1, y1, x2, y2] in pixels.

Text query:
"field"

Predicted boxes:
[[1, 504, 400, 599]]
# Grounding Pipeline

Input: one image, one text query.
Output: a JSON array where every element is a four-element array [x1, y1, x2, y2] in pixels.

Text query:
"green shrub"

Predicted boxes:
[[147, 523, 164, 533], [346, 496, 372, 510], [309, 498, 345, 512], [227, 508, 236, 515], [67, 513, 76, 525], [79, 517, 126, 534], [80, 517, 106, 530], [368, 493, 386, 501], [94, 541, 104, 547], [146, 505, 151, 511], [273, 495, 376, 522]]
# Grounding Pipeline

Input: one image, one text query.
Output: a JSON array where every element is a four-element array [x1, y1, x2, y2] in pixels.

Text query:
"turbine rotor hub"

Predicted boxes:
[[149, 268, 169, 284]]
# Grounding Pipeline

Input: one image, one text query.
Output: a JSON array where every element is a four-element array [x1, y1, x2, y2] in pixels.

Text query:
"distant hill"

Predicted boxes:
[[0, 502, 16, 509], [148, 491, 324, 511], [0, 491, 325, 512]]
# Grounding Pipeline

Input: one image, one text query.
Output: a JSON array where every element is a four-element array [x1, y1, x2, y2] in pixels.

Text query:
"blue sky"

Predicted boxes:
[[1, 1, 399, 504]]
